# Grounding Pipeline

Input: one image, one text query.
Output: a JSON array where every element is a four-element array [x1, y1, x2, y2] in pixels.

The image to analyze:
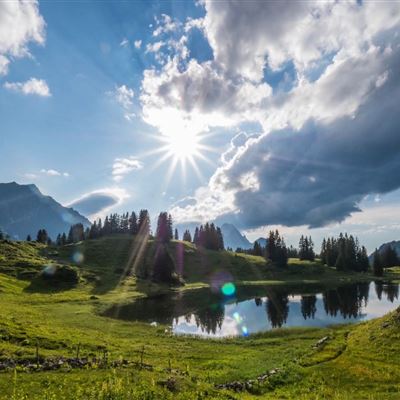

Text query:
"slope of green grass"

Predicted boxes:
[[0, 238, 399, 399]]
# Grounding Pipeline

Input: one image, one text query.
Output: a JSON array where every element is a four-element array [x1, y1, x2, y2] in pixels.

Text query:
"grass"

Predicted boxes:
[[0, 237, 399, 399]]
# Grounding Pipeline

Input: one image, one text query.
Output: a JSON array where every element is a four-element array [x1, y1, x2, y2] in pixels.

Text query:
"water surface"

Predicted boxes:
[[104, 281, 399, 337]]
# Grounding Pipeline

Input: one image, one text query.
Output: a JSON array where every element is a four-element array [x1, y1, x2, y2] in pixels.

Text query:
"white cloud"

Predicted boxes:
[[141, 58, 272, 137], [153, 14, 181, 37], [0, 55, 10, 75], [4, 78, 51, 97], [42, 169, 69, 177], [134, 39, 142, 49], [145, 41, 165, 53], [0, 0, 45, 75], [113, 85, 135, 120], [68, 187, 130, 218], [160, 1, 400, 231], [112, 157, 143, 182], [120, 38, 129, 47], [115, 84, 134, 108]]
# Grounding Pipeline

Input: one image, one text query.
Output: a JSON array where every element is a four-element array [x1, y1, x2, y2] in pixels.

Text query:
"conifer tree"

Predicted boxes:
[[183, 229, 192, 242], [156, 212, 170, 243], [373, 249, 384, 277], [138, 209, 150, 235], [174, 228, 179, 240], [129, 212, 138, 235], [26, 234, 31, 242]]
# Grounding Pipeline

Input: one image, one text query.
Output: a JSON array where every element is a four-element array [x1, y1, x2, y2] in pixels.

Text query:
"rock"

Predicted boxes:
[[314, 336, 330, 348]]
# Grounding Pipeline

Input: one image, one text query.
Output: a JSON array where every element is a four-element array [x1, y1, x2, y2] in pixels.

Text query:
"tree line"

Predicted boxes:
[[320, 234, 369, 272], [371, 245, 399, 277]]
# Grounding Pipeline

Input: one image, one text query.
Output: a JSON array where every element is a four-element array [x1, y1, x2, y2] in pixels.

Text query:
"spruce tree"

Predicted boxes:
[[183, 229, 192, 242], [174, 228, 179, 240], [373, 249, 384, 277]]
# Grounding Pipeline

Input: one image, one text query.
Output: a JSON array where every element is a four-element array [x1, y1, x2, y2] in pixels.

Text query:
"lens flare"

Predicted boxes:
[[242, 326, 249, 336], [221, 282, 236, 296], [72, 251, 84, 264], [233, 312, 242, 323]]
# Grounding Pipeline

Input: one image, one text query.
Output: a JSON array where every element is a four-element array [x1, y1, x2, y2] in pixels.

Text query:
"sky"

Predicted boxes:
[[1, 0, 400, 252]]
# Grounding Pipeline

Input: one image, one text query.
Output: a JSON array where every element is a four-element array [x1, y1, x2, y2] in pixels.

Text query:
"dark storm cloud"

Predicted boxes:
[[216, 47, 400, 228]]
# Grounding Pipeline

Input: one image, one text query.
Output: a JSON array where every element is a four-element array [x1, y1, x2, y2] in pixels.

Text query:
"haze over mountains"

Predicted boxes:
[[0, 182, 90, 240]]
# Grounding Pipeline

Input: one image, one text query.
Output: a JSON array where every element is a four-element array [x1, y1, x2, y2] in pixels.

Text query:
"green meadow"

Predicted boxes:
[[0, 237, 399, 399]]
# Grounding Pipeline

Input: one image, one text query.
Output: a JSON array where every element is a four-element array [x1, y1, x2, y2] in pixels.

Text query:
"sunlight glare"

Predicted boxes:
[[165, 130, 200, 161]]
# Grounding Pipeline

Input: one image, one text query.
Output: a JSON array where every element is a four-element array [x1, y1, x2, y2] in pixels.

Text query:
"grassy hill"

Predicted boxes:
[[0, 237, 399, 399]]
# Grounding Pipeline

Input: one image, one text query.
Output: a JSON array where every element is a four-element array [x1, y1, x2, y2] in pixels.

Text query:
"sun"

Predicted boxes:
[[164, 130, 200, 161], [145, 127, 214, 186]]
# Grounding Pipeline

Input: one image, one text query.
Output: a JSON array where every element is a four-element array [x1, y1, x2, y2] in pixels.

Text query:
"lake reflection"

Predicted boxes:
[[103, 282, 400, 337]]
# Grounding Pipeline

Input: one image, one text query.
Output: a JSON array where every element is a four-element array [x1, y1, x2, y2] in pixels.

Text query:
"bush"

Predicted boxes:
[[41, 264, 79, 284]]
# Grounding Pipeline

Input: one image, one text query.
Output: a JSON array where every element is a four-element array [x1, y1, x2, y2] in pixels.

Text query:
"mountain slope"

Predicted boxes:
[[221, 223, 252, 249], [369, 240, 400, 262], [0, 182, 90, 240]]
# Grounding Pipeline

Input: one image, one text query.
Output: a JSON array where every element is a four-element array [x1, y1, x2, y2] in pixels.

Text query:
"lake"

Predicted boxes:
[[103, 281, 400, 337]]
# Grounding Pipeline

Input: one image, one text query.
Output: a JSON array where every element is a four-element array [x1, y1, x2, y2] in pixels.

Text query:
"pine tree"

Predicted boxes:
[[156, 212, 170, 243], [174, 228, 179, 240], [129, 212, 138, 235], [193, 227, 199, 245], [26, 234, 31, 242], [167, 214, 173, 240], [381, 246, 399, 268], [373, 249, 384, 277], [36, 229, 48, 244], [138, 209, 150, 235], [183, 229, 192, 242], [266, 230, 288, 267], [56, 234, 62, 246]]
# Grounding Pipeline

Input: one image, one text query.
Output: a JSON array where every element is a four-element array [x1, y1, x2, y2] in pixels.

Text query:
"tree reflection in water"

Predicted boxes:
[[103, 281, 400, 335]]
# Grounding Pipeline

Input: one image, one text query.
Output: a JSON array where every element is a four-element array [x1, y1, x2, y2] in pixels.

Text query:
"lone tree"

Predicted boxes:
[[174, 228, 179, 240], [26, 234, 31, 242], [373, 249, 384, 277]]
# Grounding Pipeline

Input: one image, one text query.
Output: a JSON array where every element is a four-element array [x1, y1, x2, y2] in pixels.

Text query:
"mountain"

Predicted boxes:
[[221, 223, 252, 250], [255, 237, 267, 247], [369, 240, 400, 263], [0, 182, 91, 240]]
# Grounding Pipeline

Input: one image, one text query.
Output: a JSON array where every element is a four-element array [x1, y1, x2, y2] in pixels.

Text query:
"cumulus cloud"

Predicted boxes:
[[112, 157, 143, 182], [134, 40, 142, 49], [0, 0, 45, 75], [167, 1, 400, 229], [4, 78, 51, 97], [68, 188, 129, 217], [203, 0, 400, 81], [141, 58, 272, 136], [173, 42, 400, 228]]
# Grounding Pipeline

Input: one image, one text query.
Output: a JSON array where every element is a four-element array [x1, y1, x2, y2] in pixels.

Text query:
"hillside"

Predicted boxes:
[[370, 240, 400, 262], [0, 237, 400, 398], [0, 182, 91, 240]]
